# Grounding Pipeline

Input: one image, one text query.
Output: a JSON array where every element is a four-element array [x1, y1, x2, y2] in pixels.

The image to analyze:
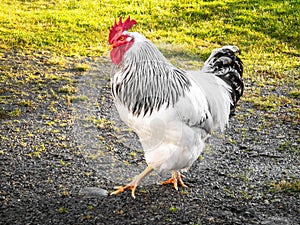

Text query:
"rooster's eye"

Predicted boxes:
[[119, 36, 125, 41]]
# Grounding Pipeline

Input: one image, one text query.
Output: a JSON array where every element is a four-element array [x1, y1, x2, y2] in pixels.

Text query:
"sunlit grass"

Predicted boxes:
[[0, 0, 298, 83]]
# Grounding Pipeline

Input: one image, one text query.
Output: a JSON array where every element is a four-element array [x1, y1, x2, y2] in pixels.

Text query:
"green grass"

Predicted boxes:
[[271, 179, 300, 193], [0, 0, 299, 115], [0, 1, 299, 65]]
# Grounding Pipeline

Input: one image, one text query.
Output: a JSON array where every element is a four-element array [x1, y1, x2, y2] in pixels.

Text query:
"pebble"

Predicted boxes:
[[79, 187, 108, 197], [261, 216, 290, 225]]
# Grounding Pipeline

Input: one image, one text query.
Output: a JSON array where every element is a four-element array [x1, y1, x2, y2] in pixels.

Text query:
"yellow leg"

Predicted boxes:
[[110, 165, 153, 198], [160, 171, 187, 190]]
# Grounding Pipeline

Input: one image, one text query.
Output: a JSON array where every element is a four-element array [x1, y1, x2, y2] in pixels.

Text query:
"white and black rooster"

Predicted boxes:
[[108, 16, 244, 198]]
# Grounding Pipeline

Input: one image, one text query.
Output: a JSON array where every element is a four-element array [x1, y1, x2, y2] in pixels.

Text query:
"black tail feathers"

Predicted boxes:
[[201, 45, 244, 116]]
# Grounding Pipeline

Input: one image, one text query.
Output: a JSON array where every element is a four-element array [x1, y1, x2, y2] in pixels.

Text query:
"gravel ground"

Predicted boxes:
[[0, 52, 299, 225]]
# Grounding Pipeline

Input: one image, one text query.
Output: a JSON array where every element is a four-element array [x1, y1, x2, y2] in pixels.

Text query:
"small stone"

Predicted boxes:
[[261, 216, 290, 225], [249, 127, 257, 131], [239, 144, 248, 150], [79, 187, 108, 197], [264, 199, 270, 205]]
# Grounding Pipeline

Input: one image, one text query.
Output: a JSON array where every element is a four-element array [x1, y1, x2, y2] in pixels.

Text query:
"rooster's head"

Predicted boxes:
[[108, 16, 137, 65]]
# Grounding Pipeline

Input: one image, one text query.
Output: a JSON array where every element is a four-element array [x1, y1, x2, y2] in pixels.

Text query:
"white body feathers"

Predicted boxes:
[[112, 32, 233, 174]]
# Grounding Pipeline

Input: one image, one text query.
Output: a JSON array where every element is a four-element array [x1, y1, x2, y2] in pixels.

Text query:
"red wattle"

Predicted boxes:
[[110, 41, 133, 65]]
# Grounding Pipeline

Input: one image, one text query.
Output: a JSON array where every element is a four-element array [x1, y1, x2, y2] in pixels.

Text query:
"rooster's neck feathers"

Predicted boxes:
[[111, 38, 191, 117]]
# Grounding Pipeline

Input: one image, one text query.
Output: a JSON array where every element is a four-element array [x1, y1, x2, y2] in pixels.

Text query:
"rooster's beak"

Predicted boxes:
[[109, 45, 114, 50]]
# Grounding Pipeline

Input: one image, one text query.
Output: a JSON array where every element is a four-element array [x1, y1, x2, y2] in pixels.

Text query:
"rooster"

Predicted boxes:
[[108, 16, 244, 198]]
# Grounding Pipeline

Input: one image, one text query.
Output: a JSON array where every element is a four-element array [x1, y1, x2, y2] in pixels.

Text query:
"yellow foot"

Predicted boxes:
[[160, 171, 187, 190], [111, 184, 137, 198], [110, 165, 154, 199]]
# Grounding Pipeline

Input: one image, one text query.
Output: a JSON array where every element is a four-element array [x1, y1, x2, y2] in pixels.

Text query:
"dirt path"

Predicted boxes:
[[1, 53, 299, 225]]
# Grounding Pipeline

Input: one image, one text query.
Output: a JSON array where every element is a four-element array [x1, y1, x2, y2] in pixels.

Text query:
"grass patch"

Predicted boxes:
[[289, 89, 300, 99], [58, 207, 68, 214], [70, 95, 89, 103], [8, 108, 22, 117], [0, 0, 298, 75], [169, 206, 177, 213], [271, 180, 300, 193], [277, 141, 299, 155], [59, 84, 76, 94], [0, 0, 298, 124], [74, 63, 90, 72]]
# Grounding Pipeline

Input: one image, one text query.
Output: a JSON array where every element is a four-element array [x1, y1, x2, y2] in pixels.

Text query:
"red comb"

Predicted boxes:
[[108, 16, 137, 44]]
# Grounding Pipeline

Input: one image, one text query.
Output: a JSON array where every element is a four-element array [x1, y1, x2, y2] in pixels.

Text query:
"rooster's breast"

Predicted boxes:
[[114, 98, 205, 174]]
